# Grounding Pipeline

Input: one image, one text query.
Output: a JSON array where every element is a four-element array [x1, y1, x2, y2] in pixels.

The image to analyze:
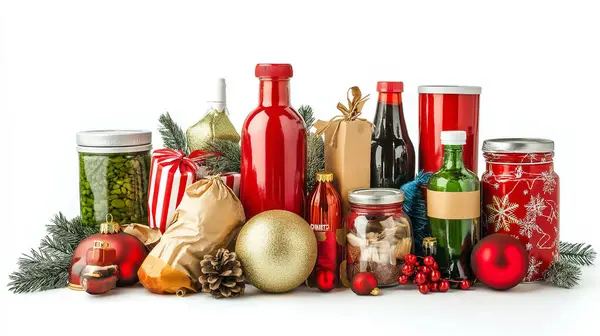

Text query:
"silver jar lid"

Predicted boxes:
[[77, 130, 152, 153], [348, 188, 404, 205], [482, 138, 554, 153], [418, 85, 481, 95]]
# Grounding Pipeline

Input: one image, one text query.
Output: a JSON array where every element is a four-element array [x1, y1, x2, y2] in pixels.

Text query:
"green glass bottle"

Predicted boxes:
[[426, 131, 480, 282]]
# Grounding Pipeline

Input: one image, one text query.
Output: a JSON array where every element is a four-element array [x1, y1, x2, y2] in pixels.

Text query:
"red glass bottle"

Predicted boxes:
[[306, 172, 343, 291], [240, 64, 307, 219]]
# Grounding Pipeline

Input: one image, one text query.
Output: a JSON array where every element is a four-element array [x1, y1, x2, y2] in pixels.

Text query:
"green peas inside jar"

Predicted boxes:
[[77, 130, 152, 226]]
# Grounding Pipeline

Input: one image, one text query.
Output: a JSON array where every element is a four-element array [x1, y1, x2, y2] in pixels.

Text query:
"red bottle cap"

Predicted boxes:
[[377, 81, 404, 93], [255, 63, 293, 79]]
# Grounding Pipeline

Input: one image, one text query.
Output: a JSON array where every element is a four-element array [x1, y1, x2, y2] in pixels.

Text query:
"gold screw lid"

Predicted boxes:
[[316, 172, 334, 183]]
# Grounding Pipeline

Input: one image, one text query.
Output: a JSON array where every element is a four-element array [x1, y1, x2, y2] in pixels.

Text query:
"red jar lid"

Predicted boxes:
[[255, 64, 293, 78], [377, 81, 404, 93]]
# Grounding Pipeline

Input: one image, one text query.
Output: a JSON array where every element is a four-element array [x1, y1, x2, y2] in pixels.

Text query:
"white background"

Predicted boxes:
[[1, 0, 598, 335]]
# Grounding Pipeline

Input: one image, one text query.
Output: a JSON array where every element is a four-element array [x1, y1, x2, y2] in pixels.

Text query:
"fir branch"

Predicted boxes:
[[158, 112, 189, 155], [559, 241, 596, 266], [8, 213, 97, 293], [8, 249, 72, 294], [298, 105, 316, 130], [202, 139, 241, 174], [543, 261, 581, 289], [298, 105, 325, 191]]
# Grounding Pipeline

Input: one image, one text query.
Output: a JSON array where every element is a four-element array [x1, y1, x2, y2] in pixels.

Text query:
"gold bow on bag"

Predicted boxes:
[[315, 86, 371, 147]]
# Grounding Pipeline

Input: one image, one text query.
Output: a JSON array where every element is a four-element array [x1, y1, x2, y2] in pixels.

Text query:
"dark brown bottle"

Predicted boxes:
[[370, 81, 415, 188]]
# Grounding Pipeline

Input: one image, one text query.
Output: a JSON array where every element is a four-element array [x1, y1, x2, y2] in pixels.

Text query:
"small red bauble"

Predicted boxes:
[[415, 272, 428, 285], [351, 272, 379, 296], [430, 282, 439, 292], [439, 280, 450, 292], [316, 268, 336, 292], [432, 262, 438, 270], [397, 275, 409, 285], [404, 254, 417, 265], [460, 280, 471, 290], [423, 256, 435, 266], [471, 234, 528, 291], [401, 264, 414, 276], [430, 270, 441, 282], [418, 284, 429, 294], [419, 266, 431, 274]]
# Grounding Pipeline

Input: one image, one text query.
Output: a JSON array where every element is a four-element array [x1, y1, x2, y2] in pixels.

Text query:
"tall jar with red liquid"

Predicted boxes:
[[306, 172, 343, 291], [240, 64, 307, 219], [418, 86, 481, 174]]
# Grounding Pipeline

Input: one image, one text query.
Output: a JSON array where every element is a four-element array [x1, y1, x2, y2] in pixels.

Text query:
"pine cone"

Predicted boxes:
[[198, 248, 245, 298]]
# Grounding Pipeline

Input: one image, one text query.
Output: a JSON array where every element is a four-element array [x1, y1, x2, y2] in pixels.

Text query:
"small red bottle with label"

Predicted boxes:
[[306, 172, 343, 291]]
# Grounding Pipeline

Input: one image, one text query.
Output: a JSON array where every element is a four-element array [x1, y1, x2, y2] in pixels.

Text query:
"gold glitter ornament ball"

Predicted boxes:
[[235, 210, 317, 293]]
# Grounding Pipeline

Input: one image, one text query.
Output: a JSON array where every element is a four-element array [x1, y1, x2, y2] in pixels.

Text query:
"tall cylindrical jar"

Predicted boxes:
[[77, 130, 152, 226], [345, 189, 413, 287], [418, 85, 481, 174], [240, 64, 307, 219], [481, 138, 559, 281]]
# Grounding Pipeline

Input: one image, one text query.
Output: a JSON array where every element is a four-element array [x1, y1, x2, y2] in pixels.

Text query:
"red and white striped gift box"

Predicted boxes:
[[215, 173, 241, 197], [148, 149, 200, 233]]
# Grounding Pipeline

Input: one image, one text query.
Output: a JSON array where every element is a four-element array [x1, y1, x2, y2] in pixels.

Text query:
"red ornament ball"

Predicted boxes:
[[460, 280, 471, 290], [439, 280, 450, 292], [471, 234, 528, 290], [397, 275, 409, 285], [430, 270, 441, 282], [415, 272, 428, 285], [418, 284, 429, 294], [419, 266, 431, 274], [423, 256, 435, 266], [401, 264, 414, 276], [404, 254, 417, 265], [430, 282, 439, 292], [432, 262, 438, 270], [351, 272, 379, 296], [316, 268, 336, 292]]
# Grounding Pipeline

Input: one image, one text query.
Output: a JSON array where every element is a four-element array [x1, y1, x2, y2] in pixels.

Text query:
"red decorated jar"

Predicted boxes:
[[345, 189, 413, 287], [481, 139, 559, 281]]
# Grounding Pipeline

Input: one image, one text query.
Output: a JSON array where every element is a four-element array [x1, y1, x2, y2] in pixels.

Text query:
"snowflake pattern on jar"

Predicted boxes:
[[481, 144, 559, 282]]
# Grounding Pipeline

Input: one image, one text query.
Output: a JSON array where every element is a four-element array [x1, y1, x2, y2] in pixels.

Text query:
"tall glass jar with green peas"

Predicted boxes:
[[77, 130, 152, 226]]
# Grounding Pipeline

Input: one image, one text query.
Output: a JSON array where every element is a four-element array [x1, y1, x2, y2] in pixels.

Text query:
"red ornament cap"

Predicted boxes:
[[86, 240, 117, 267], [377, 81, 404, 93], [255, 64, 293, 79]]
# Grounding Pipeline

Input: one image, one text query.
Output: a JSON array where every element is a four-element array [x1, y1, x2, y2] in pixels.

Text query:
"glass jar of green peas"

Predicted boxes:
[[77, 130, 152, 226]]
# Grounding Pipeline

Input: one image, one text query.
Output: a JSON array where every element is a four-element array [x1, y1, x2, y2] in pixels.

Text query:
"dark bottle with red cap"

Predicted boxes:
[[370, 81, 415, 188], [240, 64, 307, 219]]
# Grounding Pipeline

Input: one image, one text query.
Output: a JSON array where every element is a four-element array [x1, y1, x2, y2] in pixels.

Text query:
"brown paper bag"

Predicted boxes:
[[138, 175, 246, 295], [315, 87, 372, 214]]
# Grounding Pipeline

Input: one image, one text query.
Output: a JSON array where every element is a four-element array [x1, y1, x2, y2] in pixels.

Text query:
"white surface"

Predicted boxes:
[[1, 0, 598, 335]]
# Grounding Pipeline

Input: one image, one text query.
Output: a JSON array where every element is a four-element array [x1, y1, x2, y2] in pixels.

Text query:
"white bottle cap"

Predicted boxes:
[[441, 131, 467, 145], [208, 78, 227, 103]]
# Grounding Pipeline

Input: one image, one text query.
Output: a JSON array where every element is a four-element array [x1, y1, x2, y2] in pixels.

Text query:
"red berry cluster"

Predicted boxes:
[[397, 254, 471, 294]]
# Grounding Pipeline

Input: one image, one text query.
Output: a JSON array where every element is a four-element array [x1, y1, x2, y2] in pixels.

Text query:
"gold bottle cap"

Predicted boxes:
[[316, 172, 334, 183], [423, 237, 437, 249]]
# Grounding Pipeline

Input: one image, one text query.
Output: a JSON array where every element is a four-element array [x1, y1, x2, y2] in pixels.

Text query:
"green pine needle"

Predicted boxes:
[[298, 105, 316, 130], [202, 139, 242, 174], [559, 241, 596, 266], [8, 213, 97, 293], [543, 261, 581, 289], [158, 112, 189, 155], [298, 105, 325, 191]]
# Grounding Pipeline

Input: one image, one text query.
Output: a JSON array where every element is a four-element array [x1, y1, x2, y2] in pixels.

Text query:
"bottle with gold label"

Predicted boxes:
[[306, 172, 343, 291], [427, 131, 480, 282]]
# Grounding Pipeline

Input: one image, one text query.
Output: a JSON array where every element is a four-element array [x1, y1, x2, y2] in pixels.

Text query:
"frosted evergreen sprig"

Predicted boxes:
[[543, 261, 581, 289], [559, 241, 596, 266]]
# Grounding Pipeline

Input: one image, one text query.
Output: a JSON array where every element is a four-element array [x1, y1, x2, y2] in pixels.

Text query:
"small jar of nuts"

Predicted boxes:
[[76, 130, 152, 226], [346, 188, 413, 287]]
